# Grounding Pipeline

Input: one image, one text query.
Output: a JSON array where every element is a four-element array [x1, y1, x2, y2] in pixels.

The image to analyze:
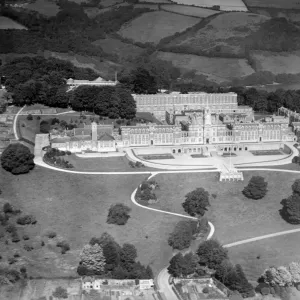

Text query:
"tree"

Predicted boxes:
[[1, 143, 35, 175], [79, 243, 106, 275], [130, 67, 158, 94], [40, 120, 50, 133], [288, 262, 300, 283], [107, 204, 131, 225], [52, 286, 68, 299], [292, 179, 300, 195], [168, 220, 198, 250], [281, 193, 300, 224], [120, 243, 137, 272], [168, 253, 185, 277], [27, 114, 33, 121], [182, 188, 210, 217], [242, 176, 268, 200], [181, 252, 199, 277], [197, 239, 228, 271], [263, 266, 292, 286]]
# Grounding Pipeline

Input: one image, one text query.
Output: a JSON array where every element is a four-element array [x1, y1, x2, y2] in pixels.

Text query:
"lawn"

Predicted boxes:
[[0, 16, 27, 30], [0, 166, 182, 278], [250, 50, 300, 74], [172, 0, 247, 11], [228, 232, 300, 281], [149, 171, 300, 244], [118, 11, 200, 44], [160, 4, 218, 17], [164, 12, 269, 57], [155, 52, 255, 81]]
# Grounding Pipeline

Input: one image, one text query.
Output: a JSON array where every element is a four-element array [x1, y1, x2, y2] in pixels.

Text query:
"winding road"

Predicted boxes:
[[11, 107, 300, 299]]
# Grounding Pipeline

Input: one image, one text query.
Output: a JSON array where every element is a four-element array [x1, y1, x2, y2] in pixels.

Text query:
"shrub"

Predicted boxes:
[[17, 215, 37, 225], [57, 241, 70, 254], [41, 241, 45, 247], [3, 203, 13, 214], [26, 114, 33, 121], [261, 287, 270, 295], [1, 143, 35, 175], [107, 204, 131, 225], [6, 224, 17, 234], [242, 176, 268, 199], [37, 116, 41, 120], [24, 244, 34, 251], [203, 287, 209, 293], [8, 257, 17, 264], [52, 286, 68, 299], [66, 151, 71, 155], [40, 120, 50, 133], [11, 233, 20, 243], [129, 161, 135, 168], [46, 231, 57, 239], [23, 234, 29, 240]]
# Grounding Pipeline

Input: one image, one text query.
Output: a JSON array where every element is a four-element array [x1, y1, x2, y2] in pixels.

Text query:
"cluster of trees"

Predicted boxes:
[[77, 232, 153, 279], [71, 85, 136, 119], [168, 218, 208, 250], [242, 176, 268, 200], [1, 143, 35, 175], [257, 263, 300, 298], [168, 239, 255, 298], [0, 5, 150, 58], [182, 188, 210, 217], [281, 179, 300, 224], [43, 148, 74, 169], [107, 204, 131, 225], [135, 179, 158, 202]]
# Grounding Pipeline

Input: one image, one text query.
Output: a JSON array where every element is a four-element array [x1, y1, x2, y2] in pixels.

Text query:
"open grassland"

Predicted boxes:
[[92, 38, 145, 61], [250, 7, 300, 23], [24, 0, 60, 17], [151, 171, 300, 244], [250, 50, 300, 74], [244, 0, 300, 9], [164, 12, 269, 56], [155, 51, 255, 81], [229, 233, 300, 281], [172, 0, 248, 11], [160, 4, 218, 17], [118, 11, 200, 44], [0, 166, 181, 277], [0, 16, 27, 30]]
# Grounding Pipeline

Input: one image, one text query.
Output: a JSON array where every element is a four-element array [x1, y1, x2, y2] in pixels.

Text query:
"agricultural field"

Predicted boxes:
[[250, 7, 300, 23], [164, 12, 269, 56], [250, 50, 300, 74], [100, 0, 123, 7], [160, 4, 218, 17], [243, 0, 300, 9], [134, 3, 159, 10], [118, 11, 200, 44], [172, 0, 248, 11], [150, 171, 299, 244], [0, 16, 27, 30], [0, 166, 182, 277], [24, 0, 60, 17], [155, 51, 255, 82], [138, 0, 171, 3], [229, 233, 300, 282], [92, 37, 145, 61], [84, 2, 130, 17]]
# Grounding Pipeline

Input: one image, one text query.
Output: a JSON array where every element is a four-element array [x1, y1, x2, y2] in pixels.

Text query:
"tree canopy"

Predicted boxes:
[[1, 143, 35, 175], [182, 188, 210, 217], [242, 176, 268, 200], [107, 203, 131, 225]]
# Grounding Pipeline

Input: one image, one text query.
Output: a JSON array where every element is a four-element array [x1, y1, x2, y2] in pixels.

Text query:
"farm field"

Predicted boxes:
[[164, 12, 269, 56], [100, 0, 123, 7], [172, 0, 248, 11], [0, 166, 181, 277], [250, 7, 300, 23], [134, 3, 159, 9], [150, 171, 299, 244], [250, 50, 300, 74], [24, 0, 60, 17], [228, 232, 300, 281], [0, 16, 27, 30], [92, 37, 145, 61], [118, 11, 200, 44], [243, 0, 300, 9], [155, 51, 255, 81], [160, 4, 218, 17], [138, 0, 171, 3]]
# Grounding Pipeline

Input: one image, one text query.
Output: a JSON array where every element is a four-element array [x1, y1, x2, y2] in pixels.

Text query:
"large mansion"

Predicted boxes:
[[50, 92, 297, 153]]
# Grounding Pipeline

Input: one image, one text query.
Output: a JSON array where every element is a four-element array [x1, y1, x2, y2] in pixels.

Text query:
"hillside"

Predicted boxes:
[[118, 10, 200, 44], [0, 16, 27, 29]]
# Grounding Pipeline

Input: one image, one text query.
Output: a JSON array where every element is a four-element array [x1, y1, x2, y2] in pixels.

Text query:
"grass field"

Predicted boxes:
[[160, 4, 218, 17], [228, 232, 300, 281], [250, 7, 300, 23], [100, 0, 123, 7], [150, 171, 300, 245], [118, 11, 200, 44], [172, 0, 248, 11], [0, 166, 182, 278], [134, 3, 159, 9], [155, 51, 255, 81], [250, 50, 300, 74], [244, 0, 300, 9], [25, 0, 60, 17], [165, 12, 269, 56], [0, 16, 27, 30], [92, 37, 145, 61]]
